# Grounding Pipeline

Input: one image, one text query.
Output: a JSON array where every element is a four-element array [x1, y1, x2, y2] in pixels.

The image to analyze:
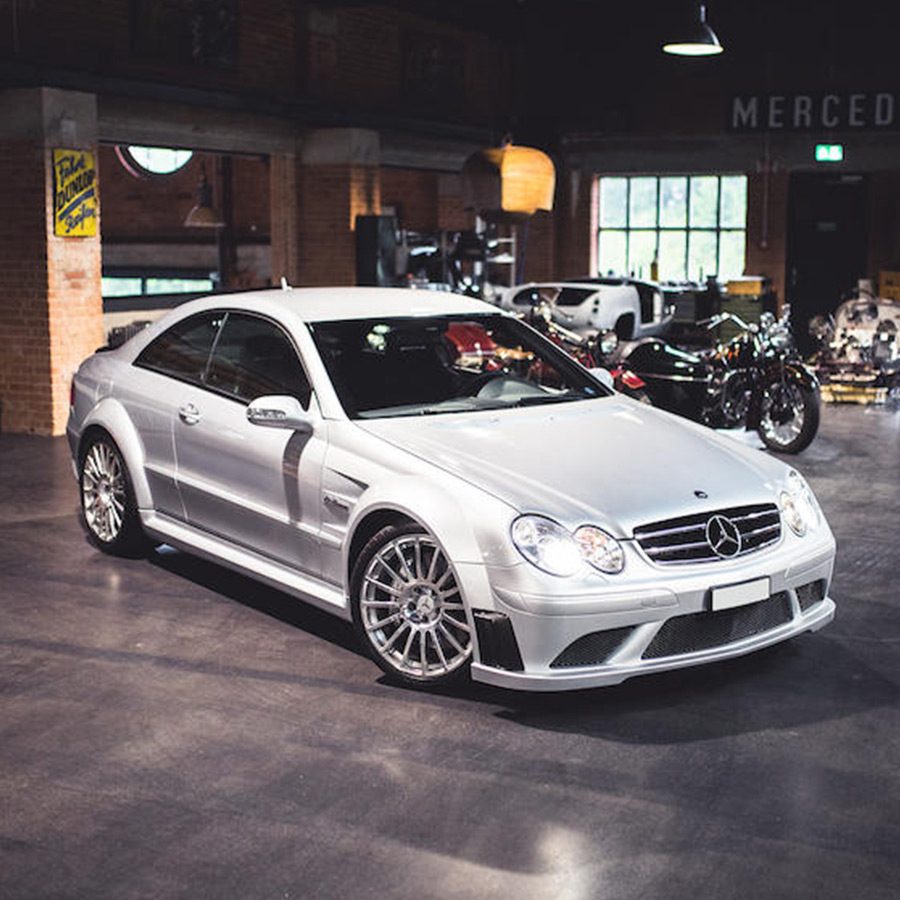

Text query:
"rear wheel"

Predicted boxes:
[[79, 433, 148, 555], [758, 378, 820, 454], [351, 523, 473, 688]]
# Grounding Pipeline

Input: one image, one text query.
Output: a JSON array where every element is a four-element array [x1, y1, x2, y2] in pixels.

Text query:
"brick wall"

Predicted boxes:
[[99, 147, 270, 239], [297, 163, 380, 286], [0, 138, 103, 435], [0, 141, 53, 433]]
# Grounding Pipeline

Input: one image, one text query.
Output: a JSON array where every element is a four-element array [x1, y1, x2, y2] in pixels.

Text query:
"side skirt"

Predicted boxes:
[[141, 510, 350, 620]]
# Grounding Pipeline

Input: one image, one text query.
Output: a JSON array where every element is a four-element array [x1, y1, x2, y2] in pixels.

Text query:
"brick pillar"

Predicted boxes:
[[270, 129, 381, 287], [0, 88, 103, 435]]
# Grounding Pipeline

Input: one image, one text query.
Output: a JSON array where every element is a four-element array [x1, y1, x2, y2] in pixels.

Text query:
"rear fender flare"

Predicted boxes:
[[78, 399, 152, 508]]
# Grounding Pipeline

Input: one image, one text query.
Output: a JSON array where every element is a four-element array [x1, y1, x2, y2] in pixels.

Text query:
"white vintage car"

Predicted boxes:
[[68, 287, 835, 691], [498, 278, 675, 339]]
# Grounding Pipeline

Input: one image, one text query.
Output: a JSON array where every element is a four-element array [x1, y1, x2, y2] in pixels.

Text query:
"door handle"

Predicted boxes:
[[178, 403, 201, 425]]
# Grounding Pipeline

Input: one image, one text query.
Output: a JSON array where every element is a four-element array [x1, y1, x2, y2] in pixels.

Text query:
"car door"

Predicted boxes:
[[127, 309, 225, 520], [172, 311, 326, 576]]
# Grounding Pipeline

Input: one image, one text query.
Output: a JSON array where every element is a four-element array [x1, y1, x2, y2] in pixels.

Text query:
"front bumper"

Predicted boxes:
[[466, 531, 836, 691]]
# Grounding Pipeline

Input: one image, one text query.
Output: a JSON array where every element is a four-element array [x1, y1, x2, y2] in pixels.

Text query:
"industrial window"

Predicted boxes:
[[116, 146, 194, 177], [101, 275, 214, 298], [596, 175, 747, 283]]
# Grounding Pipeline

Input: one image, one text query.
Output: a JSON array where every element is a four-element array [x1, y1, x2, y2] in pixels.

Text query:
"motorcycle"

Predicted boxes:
[[617, 308, 821, 454], [522, 300, 651, 402]]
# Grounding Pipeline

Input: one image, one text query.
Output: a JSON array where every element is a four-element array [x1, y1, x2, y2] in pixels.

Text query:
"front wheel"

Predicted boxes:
[[757, 378, 820, 454], [79, 433, 148, 555], [350, 523, 473, 688]]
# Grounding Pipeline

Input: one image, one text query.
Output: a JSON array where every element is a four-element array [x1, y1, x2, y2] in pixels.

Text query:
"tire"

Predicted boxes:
[[79, 432, 149, 556], [615, 314, 635, 341], [757, 378, 820, 454], [350, 522, 473, 688]]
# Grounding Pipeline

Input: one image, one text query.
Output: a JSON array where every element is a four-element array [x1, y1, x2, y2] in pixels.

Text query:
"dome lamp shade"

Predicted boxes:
[[663, 4, 724, 56]]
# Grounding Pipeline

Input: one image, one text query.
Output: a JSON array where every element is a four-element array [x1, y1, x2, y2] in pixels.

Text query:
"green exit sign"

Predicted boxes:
[[815, 144, 844, 162]]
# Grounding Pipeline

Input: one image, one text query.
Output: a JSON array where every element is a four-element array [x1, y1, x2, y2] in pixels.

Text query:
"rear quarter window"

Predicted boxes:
[[134, 311, 223, 384]]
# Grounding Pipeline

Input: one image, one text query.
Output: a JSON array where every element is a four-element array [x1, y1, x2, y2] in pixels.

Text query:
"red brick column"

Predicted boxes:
[[0, 88, 103, 435], [270, 129, 381, 288]]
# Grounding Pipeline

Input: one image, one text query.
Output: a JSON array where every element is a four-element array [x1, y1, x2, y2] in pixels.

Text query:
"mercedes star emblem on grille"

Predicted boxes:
[[705, 514, 742, 558]]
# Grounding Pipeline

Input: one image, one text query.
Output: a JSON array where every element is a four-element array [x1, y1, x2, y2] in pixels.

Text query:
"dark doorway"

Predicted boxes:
[[786, 172, 869, 354]]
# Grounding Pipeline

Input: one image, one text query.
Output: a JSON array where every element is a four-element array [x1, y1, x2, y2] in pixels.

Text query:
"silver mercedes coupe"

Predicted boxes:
[[67, 287, 836, 690]]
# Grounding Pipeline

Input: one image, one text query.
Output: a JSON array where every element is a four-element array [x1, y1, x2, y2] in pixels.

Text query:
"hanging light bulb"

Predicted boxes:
[[184, 166, 224, 228], [663, 3, 724, 57]]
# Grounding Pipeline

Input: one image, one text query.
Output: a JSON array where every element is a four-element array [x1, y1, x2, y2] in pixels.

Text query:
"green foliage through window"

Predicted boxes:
[[597, 175, 747, 282]]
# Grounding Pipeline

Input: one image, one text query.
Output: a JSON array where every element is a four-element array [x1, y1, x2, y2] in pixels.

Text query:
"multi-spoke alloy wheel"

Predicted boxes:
[[79, 434, 146, 555], [352, 524, 472, 687]]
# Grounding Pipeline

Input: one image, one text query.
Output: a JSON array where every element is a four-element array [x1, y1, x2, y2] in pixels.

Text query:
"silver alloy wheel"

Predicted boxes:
[[81, 440, 127, 543], [760, 383, 804, 448], [359, 533, 472, 680]]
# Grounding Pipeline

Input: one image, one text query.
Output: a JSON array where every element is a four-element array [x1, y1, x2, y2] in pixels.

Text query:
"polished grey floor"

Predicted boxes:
[[2, 404, 899, 900]]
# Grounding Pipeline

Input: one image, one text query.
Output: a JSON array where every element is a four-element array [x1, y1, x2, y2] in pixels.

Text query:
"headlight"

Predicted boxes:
[[511, 516, 583, 576], [574, 525, 625, 574], [779, 471, 820, 537], [511, 516, 625, 576]]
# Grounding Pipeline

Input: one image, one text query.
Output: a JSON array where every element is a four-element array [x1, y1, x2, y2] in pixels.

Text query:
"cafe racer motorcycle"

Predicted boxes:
[[618, 309, 820, 454]]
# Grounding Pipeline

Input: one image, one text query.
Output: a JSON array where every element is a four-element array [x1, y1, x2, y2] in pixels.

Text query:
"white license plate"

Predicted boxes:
[[711, 577, 771, 611]]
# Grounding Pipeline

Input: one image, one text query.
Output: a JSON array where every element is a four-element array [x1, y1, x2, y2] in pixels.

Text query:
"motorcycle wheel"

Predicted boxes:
[[757, 377, 820, 454]]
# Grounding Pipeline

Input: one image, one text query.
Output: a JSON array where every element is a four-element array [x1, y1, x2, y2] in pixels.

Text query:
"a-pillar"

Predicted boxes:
[[270, 128, 381, 287], [0, 88, 103, 435]]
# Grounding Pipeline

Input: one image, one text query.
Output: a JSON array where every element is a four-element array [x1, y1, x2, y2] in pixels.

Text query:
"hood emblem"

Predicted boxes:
[[706, 515, 741, 558], [695, 490, 708, 499]]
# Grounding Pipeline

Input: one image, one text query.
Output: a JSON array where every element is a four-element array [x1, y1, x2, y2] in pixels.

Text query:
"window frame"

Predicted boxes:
[[134, 309, 312, 409], [595, 173, 747, 282]]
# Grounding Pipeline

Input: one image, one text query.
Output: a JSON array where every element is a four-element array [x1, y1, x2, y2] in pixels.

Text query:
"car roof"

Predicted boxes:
[[172, 286, 500, 323]]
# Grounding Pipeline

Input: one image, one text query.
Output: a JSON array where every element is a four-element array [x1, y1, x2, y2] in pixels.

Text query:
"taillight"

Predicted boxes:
[[69, 378, 76, 408]]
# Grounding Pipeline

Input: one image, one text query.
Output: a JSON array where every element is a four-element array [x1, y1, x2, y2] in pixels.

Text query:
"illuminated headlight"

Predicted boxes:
[[779, 471, 821, 537], [575, 525, 625, 574], [511, 515, 625, 576], [511, 516, 583, 576]]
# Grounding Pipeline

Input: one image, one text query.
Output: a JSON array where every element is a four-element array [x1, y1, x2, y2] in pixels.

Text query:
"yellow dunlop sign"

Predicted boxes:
[[53, 149, 98, 237]]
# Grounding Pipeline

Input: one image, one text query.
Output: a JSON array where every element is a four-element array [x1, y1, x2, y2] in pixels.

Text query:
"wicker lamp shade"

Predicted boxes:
[[461, 144, 555, 223]]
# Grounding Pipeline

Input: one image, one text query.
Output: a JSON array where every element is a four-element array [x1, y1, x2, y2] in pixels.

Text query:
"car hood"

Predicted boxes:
[[355, 398, 787, 536]]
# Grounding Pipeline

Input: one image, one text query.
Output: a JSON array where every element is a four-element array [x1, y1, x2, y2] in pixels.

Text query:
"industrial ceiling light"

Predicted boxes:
[[183, 167, 224, 228], [663, 3, 724, 56]]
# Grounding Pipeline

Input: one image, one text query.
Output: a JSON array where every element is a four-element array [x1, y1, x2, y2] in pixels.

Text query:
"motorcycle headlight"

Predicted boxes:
[[512, 516, 625, 576], [511, 516, 583, 576], [575, 525, 625, 574], [779, 471, 820, 537]]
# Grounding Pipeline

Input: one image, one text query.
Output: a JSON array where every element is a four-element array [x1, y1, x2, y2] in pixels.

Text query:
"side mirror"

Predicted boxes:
[[589, 368, 615, 391], [246, 395, 314, 433]]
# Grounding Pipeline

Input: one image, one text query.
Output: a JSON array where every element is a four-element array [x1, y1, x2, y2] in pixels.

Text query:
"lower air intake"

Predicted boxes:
[[642, 592, 792, 660], [550, 626, 634, 669], [796, 579, 826, 611]]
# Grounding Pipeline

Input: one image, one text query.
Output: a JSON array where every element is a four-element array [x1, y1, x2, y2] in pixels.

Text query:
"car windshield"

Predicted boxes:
[[308, 313, 611, 419]]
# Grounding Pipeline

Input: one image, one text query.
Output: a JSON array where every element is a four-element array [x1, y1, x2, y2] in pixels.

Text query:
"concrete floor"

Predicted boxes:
[[2, 403, 899, 900]]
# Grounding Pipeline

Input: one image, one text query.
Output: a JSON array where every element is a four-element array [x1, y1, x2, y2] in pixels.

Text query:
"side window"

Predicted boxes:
[[205, 314, 311, 407], [134, 311, 223, 383]]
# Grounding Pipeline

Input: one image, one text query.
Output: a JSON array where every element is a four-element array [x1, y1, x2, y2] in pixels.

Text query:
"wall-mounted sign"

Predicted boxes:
[[815, 144, 844, 162], [53, 149, 97, 237], [730, 91, 897, 132]]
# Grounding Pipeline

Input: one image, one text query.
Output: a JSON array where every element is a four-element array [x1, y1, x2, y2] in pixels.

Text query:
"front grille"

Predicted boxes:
[[796, 579, 826, 611], [634, 503, 781, 564], [550, 626, 635, 669], [642, 592, 792, 659]]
